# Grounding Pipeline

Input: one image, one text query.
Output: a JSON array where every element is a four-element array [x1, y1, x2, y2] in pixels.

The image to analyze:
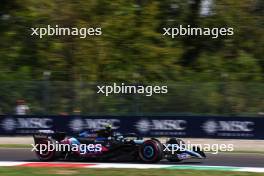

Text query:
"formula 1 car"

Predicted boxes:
[[33, 129, 206, 163]]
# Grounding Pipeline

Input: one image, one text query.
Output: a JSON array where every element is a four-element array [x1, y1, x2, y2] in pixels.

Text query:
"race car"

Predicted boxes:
[[33, 127, 206, 163]]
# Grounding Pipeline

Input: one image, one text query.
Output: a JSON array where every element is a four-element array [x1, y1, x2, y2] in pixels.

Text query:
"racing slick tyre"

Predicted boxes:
[[166, 138, 185, 162], [139, 139, 163, 163], [34, 138, 57, 161]]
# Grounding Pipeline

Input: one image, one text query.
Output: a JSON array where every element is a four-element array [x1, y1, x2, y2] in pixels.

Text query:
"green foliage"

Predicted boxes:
[[0, 1, 263, 115]]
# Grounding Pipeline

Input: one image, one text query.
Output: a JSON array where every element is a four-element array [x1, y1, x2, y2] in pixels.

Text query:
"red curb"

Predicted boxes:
[[20, 162, 97, 168]]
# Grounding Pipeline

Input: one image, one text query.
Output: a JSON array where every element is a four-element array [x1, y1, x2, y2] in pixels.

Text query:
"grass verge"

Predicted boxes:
[[0, 144, 31, 148]]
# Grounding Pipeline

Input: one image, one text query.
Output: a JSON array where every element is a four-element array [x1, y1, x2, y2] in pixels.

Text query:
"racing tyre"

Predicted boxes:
[[139, 139, 163, 163], [35, 138, 57, 161]]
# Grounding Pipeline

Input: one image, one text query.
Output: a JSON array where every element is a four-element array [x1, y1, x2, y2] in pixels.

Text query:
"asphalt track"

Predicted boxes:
[[0, 148, 263, 167]]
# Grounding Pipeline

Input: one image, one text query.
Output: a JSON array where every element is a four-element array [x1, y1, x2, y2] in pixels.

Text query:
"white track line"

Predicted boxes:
[[0, 162, 263, 173]]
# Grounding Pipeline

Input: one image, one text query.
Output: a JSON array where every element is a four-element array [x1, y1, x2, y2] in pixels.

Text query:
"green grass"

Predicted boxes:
[[0, 144, 31, 148], [0, 167, 262, 176]]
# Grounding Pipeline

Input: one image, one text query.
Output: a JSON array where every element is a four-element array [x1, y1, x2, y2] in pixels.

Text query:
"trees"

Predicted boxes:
[[0, 1, 262, 115]]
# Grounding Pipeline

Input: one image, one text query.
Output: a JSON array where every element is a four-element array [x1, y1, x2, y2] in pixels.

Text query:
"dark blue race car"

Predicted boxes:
[[33, 127, 206, 163]]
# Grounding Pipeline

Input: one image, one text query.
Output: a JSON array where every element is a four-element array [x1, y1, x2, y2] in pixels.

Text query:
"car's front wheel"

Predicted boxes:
[[139, 139, 163, 163]]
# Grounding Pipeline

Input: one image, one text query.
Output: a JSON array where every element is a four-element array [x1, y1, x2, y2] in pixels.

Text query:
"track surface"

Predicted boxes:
[[0, 148, 263, 167]]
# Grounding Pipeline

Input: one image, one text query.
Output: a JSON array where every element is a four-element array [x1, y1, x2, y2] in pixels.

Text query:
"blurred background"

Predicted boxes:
[[0, 0, 263, 116]]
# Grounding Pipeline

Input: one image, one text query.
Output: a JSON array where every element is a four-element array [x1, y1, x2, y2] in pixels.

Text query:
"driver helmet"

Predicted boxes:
[[105, 124, 112, 131]]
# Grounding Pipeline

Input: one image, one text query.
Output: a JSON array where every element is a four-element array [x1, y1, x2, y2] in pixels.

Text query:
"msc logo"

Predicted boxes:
[[135, 119, 187, 133], [203, 120, 254, 135], [1, 117, 53, 132], [202, 120, 218, 134], [69, 119, 83, 132], [1, 118, 16, 131], [135, 119, 150, 133], [69, 119, 120, 132]]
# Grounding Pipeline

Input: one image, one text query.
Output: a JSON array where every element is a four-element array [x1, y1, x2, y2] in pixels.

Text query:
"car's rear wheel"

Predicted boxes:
[[139, 139, 163, 163], [35, 138, 57, 161]]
